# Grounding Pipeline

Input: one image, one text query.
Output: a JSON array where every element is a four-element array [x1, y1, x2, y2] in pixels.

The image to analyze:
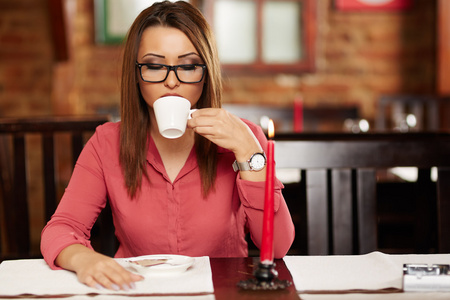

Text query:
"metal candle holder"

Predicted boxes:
[[237, 261, 292, 290]]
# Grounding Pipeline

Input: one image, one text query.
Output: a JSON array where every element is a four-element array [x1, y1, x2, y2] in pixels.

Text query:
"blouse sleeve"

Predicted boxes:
[[236, 121, 295, 258], [40, 125, 109, 269]]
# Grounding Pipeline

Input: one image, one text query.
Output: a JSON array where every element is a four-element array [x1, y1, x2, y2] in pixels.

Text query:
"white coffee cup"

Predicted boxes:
[[153, 96, 197, 139]]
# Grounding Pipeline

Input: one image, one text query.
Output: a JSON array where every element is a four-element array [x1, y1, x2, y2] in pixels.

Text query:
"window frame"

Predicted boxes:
[[203, 0, 317, 74]]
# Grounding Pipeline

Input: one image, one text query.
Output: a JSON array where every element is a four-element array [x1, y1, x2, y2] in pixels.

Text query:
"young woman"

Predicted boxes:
[[41, 0, 294, 291]]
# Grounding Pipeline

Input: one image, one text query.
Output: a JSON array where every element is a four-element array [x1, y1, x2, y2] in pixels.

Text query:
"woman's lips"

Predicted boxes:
[[161, 93, 182, 98]]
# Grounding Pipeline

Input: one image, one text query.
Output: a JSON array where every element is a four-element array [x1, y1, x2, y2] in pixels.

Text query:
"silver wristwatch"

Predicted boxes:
[[232, 152, 266, 172]]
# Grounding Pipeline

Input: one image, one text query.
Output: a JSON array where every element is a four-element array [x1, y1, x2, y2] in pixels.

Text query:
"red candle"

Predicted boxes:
[[260, 119, 275, 264], [294, 96, 303, 132]]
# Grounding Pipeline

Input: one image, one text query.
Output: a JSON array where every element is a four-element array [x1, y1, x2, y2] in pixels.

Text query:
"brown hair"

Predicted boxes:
[[120, 1, 222, 198]]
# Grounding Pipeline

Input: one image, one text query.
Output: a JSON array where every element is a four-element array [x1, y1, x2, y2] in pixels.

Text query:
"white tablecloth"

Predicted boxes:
[[0, 256, 214, 297], [284, 251, 450, 293]]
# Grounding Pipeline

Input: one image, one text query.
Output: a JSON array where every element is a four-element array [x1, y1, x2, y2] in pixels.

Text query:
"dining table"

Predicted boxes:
[[1, 252, 450, 299]]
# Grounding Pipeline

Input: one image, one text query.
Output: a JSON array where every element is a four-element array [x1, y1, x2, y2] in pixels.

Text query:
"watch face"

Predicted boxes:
[[250, 153, 266, 171]]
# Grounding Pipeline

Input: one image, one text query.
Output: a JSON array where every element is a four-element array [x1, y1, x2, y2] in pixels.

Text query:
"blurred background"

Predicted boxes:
[[0, 0, 449, 130], [1, 0, 450, 256]]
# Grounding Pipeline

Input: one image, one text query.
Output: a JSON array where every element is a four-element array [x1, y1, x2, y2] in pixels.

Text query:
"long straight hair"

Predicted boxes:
[[120, 1, 222, 198]]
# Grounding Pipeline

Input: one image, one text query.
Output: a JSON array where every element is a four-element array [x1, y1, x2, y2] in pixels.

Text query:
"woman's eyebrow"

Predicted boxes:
[[141, 53, 164, 59], [140, 52, 200, 60], [178, 52, 200, 59]]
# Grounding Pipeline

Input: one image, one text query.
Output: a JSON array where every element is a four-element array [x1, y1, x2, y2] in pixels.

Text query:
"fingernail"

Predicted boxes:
[[122, 284, 130, 291], [111, 284, 120, 291], [130, 282, 136, 289], [134, 274, 144, 281], [94, 284, 104, 290]]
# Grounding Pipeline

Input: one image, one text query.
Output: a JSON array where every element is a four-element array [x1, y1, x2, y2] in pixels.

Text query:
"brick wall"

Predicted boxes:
[[222, 0, 436, 121], [0, 0, 437, 122], [51, 0, 122, 117], [0, 0, 53, 117]]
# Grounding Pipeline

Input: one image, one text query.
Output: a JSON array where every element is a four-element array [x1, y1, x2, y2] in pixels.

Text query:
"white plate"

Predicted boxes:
[[125, 254, 195, 275]]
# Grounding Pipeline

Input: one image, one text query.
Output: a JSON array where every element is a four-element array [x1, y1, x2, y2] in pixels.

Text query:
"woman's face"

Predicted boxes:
[[137, 26, 205, 109]]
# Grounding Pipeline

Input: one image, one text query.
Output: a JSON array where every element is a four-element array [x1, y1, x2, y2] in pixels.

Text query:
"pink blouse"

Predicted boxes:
[[41, 120, 295, 269]]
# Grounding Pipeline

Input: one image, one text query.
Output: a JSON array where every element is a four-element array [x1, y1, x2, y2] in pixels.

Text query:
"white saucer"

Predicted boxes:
[[125, 254, 195, 275]]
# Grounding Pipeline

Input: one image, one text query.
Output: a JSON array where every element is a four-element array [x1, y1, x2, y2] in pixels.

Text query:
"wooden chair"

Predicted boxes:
[[0, 115, 116, 261], [275, 132, 450, 255]]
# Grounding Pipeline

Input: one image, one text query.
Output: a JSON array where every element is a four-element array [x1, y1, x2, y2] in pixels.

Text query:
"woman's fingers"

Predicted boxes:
[[189, 109, 238, 137], [78, 259, 143, 291], [57, 245, 144, 291], [189, 108, 258, 154]]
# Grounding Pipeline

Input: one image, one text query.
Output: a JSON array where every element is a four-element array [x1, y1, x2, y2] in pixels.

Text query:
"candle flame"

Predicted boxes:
[[268, 119, 275, 139]]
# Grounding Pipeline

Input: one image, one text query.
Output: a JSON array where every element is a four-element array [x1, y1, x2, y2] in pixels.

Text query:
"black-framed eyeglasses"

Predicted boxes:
[[136, 62, 206, 83]]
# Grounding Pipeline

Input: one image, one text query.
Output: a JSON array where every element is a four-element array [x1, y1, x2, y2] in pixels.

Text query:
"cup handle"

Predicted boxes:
[[188, 109, 197, 120]]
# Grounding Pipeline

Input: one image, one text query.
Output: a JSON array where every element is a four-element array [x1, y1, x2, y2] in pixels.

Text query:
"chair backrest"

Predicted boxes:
[[0, 115, 114, 260], [275, 132, 450, 255]]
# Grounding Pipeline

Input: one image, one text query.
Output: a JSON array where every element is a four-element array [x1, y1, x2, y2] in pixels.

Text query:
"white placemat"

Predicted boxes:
[[284, 252, 401, 292], [284, 252, 450, 293], [0, 256, 214, 297]]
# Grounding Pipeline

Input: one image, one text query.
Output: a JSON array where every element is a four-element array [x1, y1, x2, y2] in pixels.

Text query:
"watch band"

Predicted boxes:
[[232, 160, 251, 172]]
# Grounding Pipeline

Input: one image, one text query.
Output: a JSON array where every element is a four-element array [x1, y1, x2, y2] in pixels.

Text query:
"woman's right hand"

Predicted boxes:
[[56, 244, 144, 291]]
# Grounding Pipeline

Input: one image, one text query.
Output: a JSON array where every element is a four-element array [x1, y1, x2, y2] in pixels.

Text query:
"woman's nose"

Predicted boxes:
[[164, 69, 180, 88]]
